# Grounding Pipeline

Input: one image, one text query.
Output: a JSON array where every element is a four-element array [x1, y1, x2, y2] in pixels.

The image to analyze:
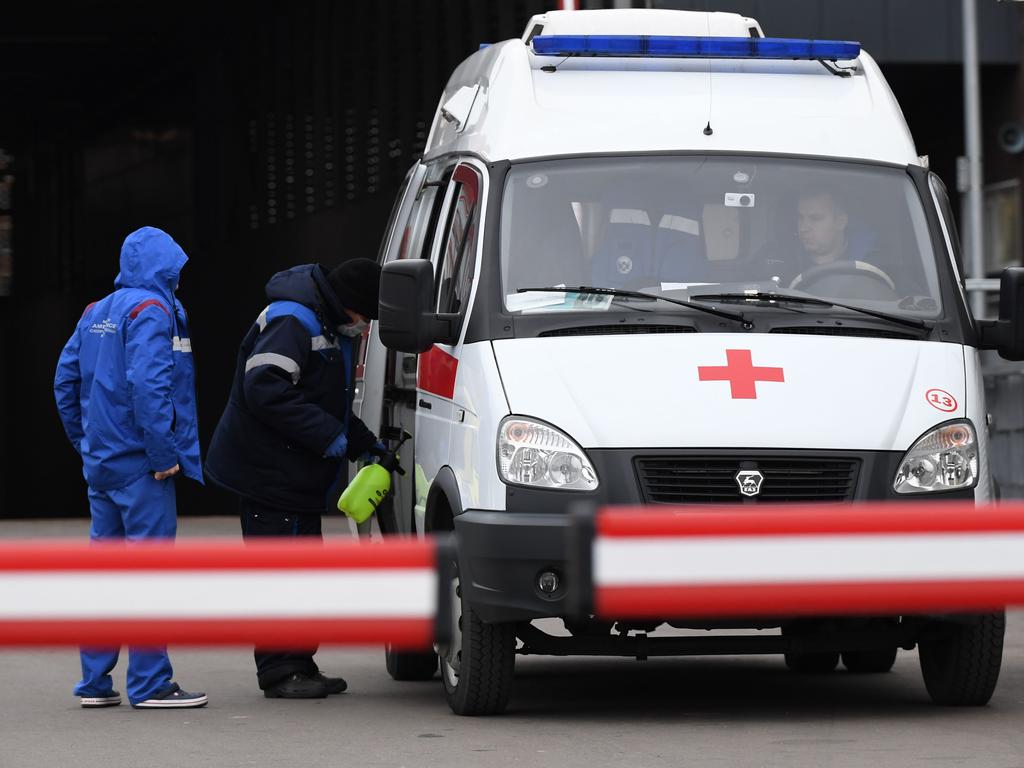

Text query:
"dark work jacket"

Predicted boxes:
[[205, 264, 376, 513]]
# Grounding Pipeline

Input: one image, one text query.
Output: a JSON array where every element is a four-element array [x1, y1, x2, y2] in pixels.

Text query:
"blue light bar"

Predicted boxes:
[[531, 35, 860, 61]]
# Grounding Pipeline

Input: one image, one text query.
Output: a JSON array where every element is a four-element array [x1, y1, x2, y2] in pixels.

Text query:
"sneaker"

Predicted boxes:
[[133, 683, 208, 709], [309, 671, 347, 695], [80, 691, 121, 708], [263, 673, 329, 699]]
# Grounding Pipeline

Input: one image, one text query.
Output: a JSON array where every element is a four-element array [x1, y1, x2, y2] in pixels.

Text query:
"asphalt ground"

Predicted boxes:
[[2, 517, 1024, 768]]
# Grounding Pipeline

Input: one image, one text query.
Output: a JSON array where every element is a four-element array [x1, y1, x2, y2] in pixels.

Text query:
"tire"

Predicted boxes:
[[842, 647, 897, 673], [784, 651, 840, 674], [919, 611, 1005, 706], [439, 572, 515, 716], [385, 645, 438, 681]]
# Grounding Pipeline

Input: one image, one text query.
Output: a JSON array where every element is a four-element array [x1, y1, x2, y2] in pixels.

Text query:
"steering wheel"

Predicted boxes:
[[788, 260, 898, 299]]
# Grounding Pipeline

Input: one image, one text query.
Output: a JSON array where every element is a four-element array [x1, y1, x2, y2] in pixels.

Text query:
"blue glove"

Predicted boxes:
[[324, 432, 348, 459], [360, 440, 388, 463]]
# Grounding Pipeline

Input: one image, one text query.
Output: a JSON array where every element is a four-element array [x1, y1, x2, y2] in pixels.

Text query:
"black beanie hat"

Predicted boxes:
[[327, 259, 382, 320]]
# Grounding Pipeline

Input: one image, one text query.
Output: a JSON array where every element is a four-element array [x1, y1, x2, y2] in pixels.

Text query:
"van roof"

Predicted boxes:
[[521, 8, 764, 39], [424, 9, 919, 168]]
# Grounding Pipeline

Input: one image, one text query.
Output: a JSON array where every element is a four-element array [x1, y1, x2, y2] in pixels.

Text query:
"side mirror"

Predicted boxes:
[[378, 260, 459, 354], [978, 267, 1024, 360]]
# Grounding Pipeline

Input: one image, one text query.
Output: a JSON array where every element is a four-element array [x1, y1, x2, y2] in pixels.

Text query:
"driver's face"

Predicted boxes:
[[798, 194, 848, 259]]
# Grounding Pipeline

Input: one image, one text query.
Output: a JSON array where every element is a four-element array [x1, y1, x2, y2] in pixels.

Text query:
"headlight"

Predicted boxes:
[[893, 420, 978, 494], [497, 416, 599, 491]]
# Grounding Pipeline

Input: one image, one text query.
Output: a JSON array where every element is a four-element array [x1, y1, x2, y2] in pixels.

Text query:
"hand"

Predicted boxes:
[[324, 432, 348, 458], [154, 464, 180, 481], [360, 440, 388, 463]]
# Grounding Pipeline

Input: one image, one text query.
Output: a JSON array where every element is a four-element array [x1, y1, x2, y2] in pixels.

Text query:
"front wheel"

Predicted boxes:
[[438, 571, 515, 716], [919, 612, 1005, 706]]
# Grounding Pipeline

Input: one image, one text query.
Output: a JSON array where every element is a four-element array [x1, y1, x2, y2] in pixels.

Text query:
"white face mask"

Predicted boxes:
[[338, 319, 368, 337]]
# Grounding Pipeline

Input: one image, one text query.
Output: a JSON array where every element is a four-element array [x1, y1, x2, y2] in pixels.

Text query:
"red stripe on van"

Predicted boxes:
[[418, 345, 458, 399]]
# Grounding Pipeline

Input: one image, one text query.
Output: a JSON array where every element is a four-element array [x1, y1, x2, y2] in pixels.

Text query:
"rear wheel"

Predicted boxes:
[[439, 570, 515, 716], [919, 611, 1005, 705], [842, 647, 898, 673], [784, 651, 840, 674], [385, 646, 438, 681]]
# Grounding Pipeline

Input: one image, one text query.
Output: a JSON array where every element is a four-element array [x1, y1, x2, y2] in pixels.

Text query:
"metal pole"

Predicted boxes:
[[963, 0, 987, 318]]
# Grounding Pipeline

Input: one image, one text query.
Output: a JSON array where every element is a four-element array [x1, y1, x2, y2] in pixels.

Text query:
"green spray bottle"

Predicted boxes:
[[337, 431, 409, 524]]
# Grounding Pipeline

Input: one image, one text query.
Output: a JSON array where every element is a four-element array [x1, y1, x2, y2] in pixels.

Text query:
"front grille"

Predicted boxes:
[[635, 456, 860, 503], [539, 324, 695, 337]]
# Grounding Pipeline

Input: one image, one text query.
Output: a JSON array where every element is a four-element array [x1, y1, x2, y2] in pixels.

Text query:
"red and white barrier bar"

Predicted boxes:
[[0, 537, 449, 648], [583, 502, 1024, 619]]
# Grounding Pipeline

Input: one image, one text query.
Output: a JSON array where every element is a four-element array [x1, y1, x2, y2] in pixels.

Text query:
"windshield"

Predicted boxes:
[[499, 156, 943, 318]]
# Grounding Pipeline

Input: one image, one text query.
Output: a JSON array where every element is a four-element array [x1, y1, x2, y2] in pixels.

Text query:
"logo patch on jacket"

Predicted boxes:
[[88, 319, 118, 337]]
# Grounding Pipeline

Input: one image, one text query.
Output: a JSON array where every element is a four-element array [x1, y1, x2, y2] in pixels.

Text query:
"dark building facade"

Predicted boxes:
[[0, 1, 554, 518], [2, 1, 1021, 517]]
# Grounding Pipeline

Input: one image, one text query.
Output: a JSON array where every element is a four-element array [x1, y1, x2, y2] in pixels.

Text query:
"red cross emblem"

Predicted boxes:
[[698, 349, 785, 399]]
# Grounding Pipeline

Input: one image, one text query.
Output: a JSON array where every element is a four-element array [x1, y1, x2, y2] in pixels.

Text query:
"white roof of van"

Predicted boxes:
[[424, 9, 919, 168], [521, 9, 763, 39]]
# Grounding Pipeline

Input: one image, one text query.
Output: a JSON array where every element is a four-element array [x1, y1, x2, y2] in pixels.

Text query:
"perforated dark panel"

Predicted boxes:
[[237, 0, 552, 232]]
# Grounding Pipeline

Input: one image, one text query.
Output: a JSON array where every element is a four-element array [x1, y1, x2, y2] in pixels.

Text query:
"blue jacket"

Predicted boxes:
[[54, 227, 202, 491], [205, 264, 376, 513]]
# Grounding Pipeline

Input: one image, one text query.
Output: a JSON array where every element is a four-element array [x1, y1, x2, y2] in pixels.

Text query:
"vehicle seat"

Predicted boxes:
[[654, 214, 703, 283], [505, 200, 586, 292], [591, 209, 656, 288]]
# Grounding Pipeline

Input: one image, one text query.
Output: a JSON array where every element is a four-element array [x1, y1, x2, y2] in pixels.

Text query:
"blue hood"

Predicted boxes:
[[114, 227, 188, 300], [265, 263, 346, 325]]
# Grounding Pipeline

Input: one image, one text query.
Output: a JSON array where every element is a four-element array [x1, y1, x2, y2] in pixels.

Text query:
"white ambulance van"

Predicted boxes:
[[355, 9, 1024, 715]]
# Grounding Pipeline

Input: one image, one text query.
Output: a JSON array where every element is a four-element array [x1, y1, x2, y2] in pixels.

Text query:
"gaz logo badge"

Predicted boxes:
[[735, 469, 764, 497]]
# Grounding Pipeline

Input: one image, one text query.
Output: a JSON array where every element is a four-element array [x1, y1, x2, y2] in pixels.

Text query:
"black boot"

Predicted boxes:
[[309, 671, 347, 694], [263, 673, 329, 699]]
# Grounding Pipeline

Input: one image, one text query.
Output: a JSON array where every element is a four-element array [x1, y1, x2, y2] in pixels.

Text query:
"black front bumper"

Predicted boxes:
[[453, 510, 575, 624], [454, 448, 975, 624]]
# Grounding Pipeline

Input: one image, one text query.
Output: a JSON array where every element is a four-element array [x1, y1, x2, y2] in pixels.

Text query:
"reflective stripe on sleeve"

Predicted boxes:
[[311, 335, 339, 351], [172, 336, 192, 353], [245, 353, 301, 384]]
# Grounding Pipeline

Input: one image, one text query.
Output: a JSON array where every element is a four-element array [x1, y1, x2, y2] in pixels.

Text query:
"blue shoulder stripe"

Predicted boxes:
[[265, 301, 321, 337]]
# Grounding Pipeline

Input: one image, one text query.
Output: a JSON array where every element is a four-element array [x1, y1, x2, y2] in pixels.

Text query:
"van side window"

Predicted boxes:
[[435, 165, 482, 316], [386, 164, 452, 391], [398, 165, 453, 262]]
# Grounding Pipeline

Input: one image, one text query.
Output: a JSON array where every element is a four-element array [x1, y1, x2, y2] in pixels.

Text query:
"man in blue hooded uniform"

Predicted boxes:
[[54, 226, 207, 709]]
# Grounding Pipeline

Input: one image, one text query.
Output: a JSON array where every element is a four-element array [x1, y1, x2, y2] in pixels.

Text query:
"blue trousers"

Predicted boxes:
[[74, 474, 177, 705]]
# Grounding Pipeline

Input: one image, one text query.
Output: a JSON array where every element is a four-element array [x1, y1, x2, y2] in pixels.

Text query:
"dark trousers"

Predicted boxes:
[[239, 498, 323, 689]]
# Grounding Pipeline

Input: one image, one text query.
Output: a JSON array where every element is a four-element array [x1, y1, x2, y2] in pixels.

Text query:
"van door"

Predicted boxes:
[[415, 162, 484, 531], [373, 161, 456, 534]]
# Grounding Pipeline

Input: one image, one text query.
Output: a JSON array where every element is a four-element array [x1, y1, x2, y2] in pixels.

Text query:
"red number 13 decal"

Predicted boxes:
[[926, 388, 957, 412]]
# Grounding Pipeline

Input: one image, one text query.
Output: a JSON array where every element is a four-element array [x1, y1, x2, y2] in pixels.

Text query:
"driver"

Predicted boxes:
[[787, 190, 895, 293]]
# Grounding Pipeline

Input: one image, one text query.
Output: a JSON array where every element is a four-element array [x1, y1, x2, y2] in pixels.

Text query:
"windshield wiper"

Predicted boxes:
[[517, 286, 750, 325], [688, 291, 931, 331]]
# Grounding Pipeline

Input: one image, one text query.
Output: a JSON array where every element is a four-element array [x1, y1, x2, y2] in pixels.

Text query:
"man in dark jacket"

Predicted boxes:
[[205, 258, 384, 699]]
